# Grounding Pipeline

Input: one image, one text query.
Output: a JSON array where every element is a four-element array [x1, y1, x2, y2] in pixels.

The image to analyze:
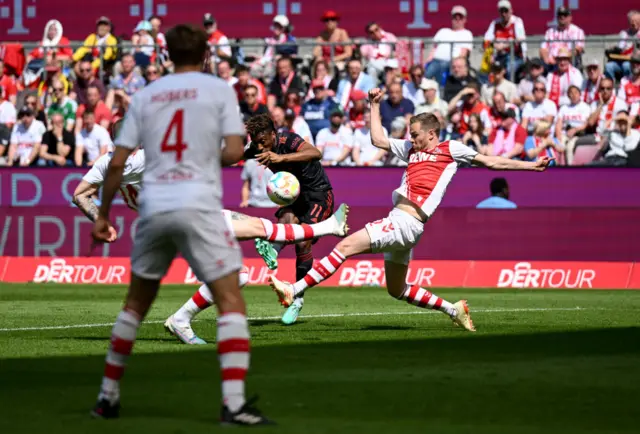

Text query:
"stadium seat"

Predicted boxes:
[[571, 144, 600, 166]]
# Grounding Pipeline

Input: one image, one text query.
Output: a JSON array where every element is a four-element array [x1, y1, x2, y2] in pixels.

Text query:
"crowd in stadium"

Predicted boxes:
[[0, 1, 639, 168]]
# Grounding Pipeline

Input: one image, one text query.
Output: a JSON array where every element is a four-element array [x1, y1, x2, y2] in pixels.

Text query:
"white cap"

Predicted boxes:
[[419, 78, 439, 91], [272, 15, 289, 28], [586, 58, 600, 67], [451, 5, 467, 16], [385, 58, 399, 69], [391, 116, 407, 132], [498, 0, 512, 10]]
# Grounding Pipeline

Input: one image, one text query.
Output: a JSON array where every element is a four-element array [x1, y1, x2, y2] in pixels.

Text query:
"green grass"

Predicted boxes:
[[1, 284, 639, 434]]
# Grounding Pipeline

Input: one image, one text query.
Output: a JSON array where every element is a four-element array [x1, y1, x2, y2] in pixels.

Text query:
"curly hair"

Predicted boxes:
[[245, 113, 276, 139]]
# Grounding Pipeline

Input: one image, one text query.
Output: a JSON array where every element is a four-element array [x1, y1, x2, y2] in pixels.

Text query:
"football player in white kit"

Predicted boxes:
[[269, 88, 553, 328], [88, 24, 273, 425]]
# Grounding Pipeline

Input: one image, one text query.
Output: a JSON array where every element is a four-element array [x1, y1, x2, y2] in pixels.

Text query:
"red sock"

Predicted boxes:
[[217, 312, 250, 412], [260, 218, 332, 243], [292, 248, 346, 295], [399, 284, 456, 316]]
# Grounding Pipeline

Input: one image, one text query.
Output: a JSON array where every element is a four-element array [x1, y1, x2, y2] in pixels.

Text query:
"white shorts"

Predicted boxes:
[[365, 208, 424, 265], [131, 209, 242, 282], [221, 209, 236, 236]]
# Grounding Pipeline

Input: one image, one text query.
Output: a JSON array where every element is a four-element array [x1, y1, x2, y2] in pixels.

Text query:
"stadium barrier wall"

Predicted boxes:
[[1, 207, 639, 261], [2, 167, 640, 209], [0, 257, 638, 289]]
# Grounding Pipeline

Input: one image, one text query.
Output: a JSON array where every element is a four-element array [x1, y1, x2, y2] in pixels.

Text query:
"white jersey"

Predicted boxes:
[[522, 99, 558, 125], [353, 125, 388, 165], [77, 125, 113, 163], [316, 125, 354, 164], [82, 150, 145, 210], [116, 71, 245, 218], [388, 139, 477, 219], [555, 102, 591, 130], [541, 24, 585, 59]]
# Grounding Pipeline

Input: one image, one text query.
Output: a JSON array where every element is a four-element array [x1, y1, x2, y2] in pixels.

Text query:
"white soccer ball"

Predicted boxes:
[[266, 172, 300, 206]]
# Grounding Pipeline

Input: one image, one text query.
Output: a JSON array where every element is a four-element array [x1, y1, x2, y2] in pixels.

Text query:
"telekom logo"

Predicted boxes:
[[1, 0, 36, 35]]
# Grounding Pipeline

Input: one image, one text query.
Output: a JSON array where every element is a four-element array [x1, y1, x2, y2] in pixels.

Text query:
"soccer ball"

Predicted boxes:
[[267, 172, 300, 206]]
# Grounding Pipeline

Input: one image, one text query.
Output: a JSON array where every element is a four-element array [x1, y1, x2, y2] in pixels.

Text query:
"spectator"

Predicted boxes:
[[336, 58, 375, 111], [545, 47, 583, 108], [284, 108, 314, 145], [517, 58, 546, 104], [239, 84, 269, 122], [39, 60, 70, 101], [0, 61, 18, 105], [267, 56, 305, 109], [234, 65, 267, 105], [484, 1, 527, 79], [240, 159, 276, 208], [39, 112, 75, 166], [521, 82, 558, 132], [0, 87, 17, 129], [381, 59, 403, 92], [24, 94, 47, 126], [352, 110, 388, 166], [143, 64, 163, 85], [555, 85, 591, 160], [476, 177, 517, 209], [462, 113, 489, 152], [301, 78, 338, 139], [71, 59, 107, 106], [582, 59, 604, 105], [46, 79, 77, 131], [348, 90, 368, 130], [76, 85, 112, 132], [441, 111, 462, 142], [489, 91, 520, 134], [131, 21, 155, 67], [448, 82, 492, 135], [271, 106, 287, 130], [402, 64, 426, 106], [204, 13, 232, 64], [524, 120, 562, 165], [415, 78, 448, 115], [605, 10, 640, 80], [380, 82, 415, 133], [443, 57, 479, 102], [360, 21, 397, 82], [590, 111, 640, 166], [75, 110, 112, 166], [72, 16, 118, 73], [284, 91, 302, 117], [27, 20, 73, 64], [6, 107, 44, 167], [315, 108, 354, 166], [105, 54, 146, 112], [313, 10, 352, 69], [149, 16, 166, 48], [540, 7, 585, 70], [253, 15, 298, 78], [481, 60, 518, 104], [487, 108, 526, 158], [0, 124, 10, 162], [617, 52, 640, 109], [216, 59, 237, 87], [305, 60, 338, 100], [385, 117, 410, 165], [587, 77, 628, 137], [425, 6, 473, 82]]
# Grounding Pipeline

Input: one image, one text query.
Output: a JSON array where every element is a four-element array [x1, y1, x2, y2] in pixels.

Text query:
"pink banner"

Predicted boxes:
[[0, 0, 629, 42], [2, 206, 639, 261]]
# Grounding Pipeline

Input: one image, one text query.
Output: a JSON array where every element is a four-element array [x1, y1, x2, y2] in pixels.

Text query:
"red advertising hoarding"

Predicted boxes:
[[0, 0, 630, 42]]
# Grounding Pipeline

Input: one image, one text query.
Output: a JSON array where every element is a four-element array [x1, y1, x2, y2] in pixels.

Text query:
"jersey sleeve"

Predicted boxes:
[[82, 153, 110, 185], [241, 159, 252, 180], [388, 138, 412, 162], [449, 140, 478, 165], [286, 132, 305, 152], [220, 85, 245, 137], [115, 93, 141, 149]]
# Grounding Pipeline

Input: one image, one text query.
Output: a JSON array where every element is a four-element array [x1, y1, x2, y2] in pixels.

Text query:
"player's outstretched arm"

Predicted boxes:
[[72, 180, 100, 222], [368, 88, 390, 151], [472, 154, 553, 171]]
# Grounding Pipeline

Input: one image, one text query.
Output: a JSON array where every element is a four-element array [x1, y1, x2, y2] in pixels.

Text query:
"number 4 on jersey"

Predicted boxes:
[[161, 109, 188, 162]]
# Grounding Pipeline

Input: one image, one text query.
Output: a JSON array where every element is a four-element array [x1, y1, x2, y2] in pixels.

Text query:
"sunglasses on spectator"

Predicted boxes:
[[367, 26, 380, 34], [146, 69, 158, 75], [499, 8, 510, 13], [534, 87, 546, 91], [323, 18, 337, 22], [245, 92, 257, 97], [53, 87, 64, 92], [26, 100, 37, 105], [452, 14, 464, 20], [80, 68, 92, 73]]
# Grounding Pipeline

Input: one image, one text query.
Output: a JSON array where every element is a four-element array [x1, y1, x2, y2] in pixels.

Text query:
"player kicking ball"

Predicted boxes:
[[73, 150, 350, 344], [269, 88, 553, 329]]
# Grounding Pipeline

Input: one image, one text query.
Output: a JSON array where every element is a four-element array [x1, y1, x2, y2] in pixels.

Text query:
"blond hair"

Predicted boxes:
[[534, 120, 552, 137]]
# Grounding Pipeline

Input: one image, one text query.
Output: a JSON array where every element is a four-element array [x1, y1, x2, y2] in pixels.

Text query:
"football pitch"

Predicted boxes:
[[1, 284, 639, 434]]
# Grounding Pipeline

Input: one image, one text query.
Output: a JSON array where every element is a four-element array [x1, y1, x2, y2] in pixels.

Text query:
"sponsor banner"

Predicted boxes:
[[0, 0, 628, 41], [3, 168, 640, 209], [627, 265, 640, 290], [2, 257, 638, 289], [465, 261, 634, 289]]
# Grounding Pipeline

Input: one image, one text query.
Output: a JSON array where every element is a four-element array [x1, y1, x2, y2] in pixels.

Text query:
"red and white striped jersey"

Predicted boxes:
[[617, 77, 640, 106], [82, 150, 145, 211], [541, 24, 585, 59], [388, 139, 477, 218]]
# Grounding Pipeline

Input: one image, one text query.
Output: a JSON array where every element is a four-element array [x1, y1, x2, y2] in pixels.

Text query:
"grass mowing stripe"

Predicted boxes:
[[0, 306, 589, 332]]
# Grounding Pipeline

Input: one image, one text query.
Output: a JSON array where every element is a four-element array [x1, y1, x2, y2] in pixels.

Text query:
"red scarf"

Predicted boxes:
[[549, 71, 562, 107], [604, 96, 617, 123], [280, 71, 294, 94], [584, 76, 601, 104]]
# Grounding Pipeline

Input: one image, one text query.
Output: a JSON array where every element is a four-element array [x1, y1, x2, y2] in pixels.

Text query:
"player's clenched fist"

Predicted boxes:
[[368, 88, 385, 104]]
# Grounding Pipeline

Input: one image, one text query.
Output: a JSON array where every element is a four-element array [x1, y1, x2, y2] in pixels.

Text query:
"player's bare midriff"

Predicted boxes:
[[395, 196, 427, 223]]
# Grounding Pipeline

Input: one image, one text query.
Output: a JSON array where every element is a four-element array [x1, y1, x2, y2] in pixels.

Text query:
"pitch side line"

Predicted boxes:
[[0, 307, 587, 333]]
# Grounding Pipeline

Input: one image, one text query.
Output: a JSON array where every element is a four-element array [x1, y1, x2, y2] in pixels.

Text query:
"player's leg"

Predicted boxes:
[[383, 254, 475, 332], [92, 216, 177, 418], [269, 226, 373, 307], [165, 267, 250, 344]]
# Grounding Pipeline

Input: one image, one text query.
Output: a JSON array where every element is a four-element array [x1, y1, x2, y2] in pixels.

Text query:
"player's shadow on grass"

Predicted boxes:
[[2, 327, 640, 433]]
